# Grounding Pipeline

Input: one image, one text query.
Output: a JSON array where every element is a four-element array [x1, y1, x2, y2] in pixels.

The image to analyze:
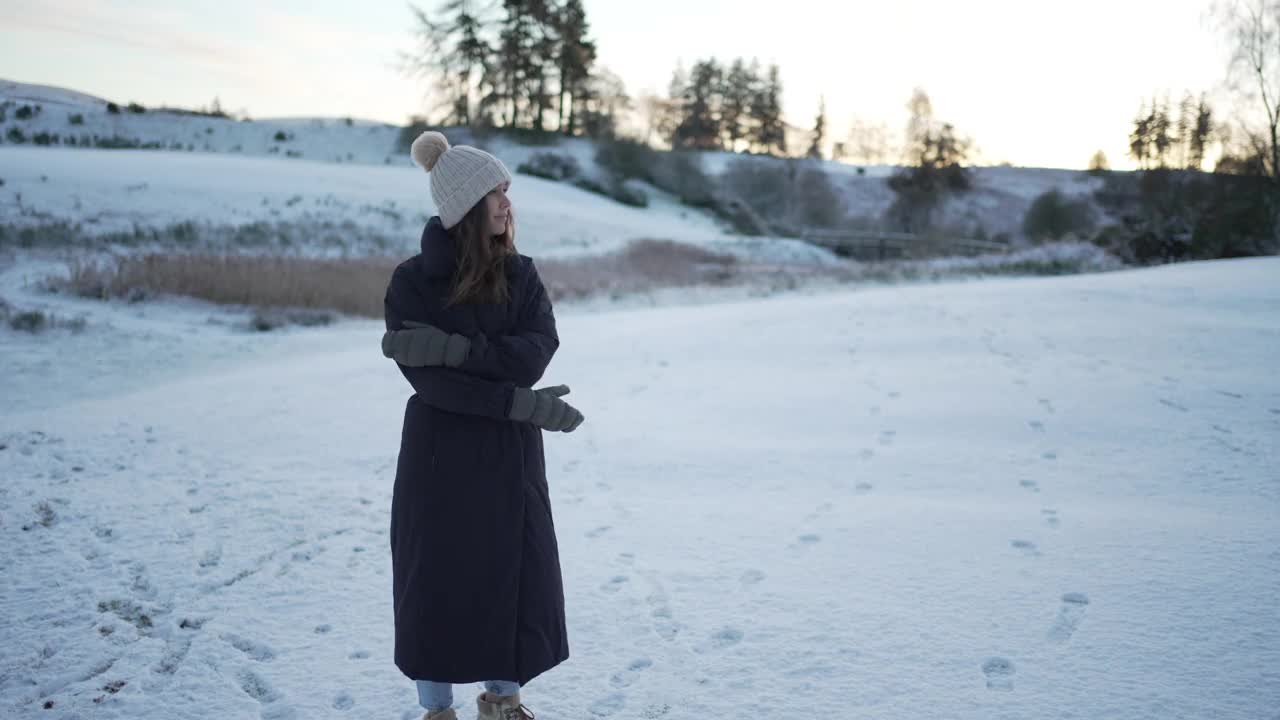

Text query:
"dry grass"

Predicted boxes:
[[537, 238, 740, 301], [56, 254, 400, 318], [44, 239, 1119, 323], [50, 240, 745, 318]]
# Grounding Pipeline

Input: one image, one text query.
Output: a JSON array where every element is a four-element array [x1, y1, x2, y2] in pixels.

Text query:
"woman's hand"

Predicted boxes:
[[508, 384, 585, 433], [381, 320, 471, 368]]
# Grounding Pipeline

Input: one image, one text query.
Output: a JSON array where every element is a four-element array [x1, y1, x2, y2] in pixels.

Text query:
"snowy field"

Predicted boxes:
[[2, 254, 1277, 719]]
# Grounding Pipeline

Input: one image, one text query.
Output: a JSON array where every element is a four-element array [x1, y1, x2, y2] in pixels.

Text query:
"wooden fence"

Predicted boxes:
[[799, 229, 1010, 261]]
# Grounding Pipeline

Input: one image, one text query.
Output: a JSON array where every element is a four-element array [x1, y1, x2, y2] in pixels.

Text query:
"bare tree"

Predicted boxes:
[[846, 116, 892, 166], [1217, 0, 1280, 181]]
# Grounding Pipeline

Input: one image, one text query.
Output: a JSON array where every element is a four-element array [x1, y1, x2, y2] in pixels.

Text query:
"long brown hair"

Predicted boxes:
[[446, 199, 516, 306]]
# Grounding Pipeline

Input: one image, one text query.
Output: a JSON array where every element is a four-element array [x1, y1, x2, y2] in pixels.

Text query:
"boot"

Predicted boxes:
[[423, 708, 457, 720], [476, 691, 535, 720]]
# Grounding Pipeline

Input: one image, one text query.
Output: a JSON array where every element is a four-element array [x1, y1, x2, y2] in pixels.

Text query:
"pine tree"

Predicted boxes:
[[807, 96, 826, 159], [751, 64, 786, 155], [491, 0, 538, 127], [1189, 95, 1214, 171], [406, 1, 493, 126], [658, 61, 688, 144], [1129, 100, 1150, 169], [1150, 96, 1173, 168], [526, 0, 559, 132], [720, 58, 754, 152], [555, 0, 595, 135], [673, 59, 723, 150]]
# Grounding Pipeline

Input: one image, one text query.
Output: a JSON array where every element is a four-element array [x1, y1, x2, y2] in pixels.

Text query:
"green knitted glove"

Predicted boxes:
[[508, 384, 585, 433], [381, 320, 471, 368]]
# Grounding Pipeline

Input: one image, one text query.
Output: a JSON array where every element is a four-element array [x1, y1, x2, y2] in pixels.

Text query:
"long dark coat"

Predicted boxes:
[[384, 216, 568, 686]]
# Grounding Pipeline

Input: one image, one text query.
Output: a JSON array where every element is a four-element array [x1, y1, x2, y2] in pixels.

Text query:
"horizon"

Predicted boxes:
[[0, 0, 1234, 171]]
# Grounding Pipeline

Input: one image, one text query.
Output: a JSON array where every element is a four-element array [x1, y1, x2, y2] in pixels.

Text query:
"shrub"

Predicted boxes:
[[68, 113, 84, 125], [6, 127, 26, 144], [127, 102, 146, 114], [396, 117, 431, 154], [15, 105, 35, 120], [517, 152, 581, 181], [595, 137, 658, 182], [106, 102, 120, 114], [1093, 168, 1277, 263], [570, 176, 648, 208], [32, 132, 58, 146], [273, 130, 290, 142], [1022, 189, 1097, 242], [610, 182, 649, 208], [651, 151, 715, 207], [721, 156, 842, 231]]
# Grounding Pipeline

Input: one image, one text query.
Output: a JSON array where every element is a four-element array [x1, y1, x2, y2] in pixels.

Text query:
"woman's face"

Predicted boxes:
[[480, 182, 512, 238]]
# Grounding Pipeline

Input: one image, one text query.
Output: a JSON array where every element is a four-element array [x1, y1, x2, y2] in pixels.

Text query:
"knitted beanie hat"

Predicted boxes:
[[410, 131, 512, 229]]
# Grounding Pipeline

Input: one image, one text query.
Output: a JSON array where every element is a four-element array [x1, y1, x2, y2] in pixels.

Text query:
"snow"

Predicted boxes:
[[2, 77, 1110, 247], [0, 145, 827, 264], [2, 254, 1278, 719]]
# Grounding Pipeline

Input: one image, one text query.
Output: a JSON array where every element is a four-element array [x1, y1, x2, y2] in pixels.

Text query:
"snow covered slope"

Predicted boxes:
[[1, 256, 1276, 719], [2, 78, 1106, 246]]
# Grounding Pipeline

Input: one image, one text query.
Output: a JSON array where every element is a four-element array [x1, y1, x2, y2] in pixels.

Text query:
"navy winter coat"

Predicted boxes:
[[384, 216, 568, 685]]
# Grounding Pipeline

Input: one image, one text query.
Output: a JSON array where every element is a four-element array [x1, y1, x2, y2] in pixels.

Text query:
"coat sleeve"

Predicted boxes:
[[455, 257, 559, 388], [385, 265, 516, 420]]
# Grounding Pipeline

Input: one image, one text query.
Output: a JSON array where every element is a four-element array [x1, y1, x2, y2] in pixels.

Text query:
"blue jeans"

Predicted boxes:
[[417, 679, 521, 712]]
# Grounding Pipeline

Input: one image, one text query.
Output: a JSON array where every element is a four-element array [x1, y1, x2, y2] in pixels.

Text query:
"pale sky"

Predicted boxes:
[[0, 0, 1233, 170]]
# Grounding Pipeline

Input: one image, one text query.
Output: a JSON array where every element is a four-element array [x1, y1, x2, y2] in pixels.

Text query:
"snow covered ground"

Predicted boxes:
[[2, 254, 1277, 719]]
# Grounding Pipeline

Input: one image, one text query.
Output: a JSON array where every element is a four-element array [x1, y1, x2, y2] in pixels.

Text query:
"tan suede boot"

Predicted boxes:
[[476, 691, 535, 720], [423, 707, 457, 720]]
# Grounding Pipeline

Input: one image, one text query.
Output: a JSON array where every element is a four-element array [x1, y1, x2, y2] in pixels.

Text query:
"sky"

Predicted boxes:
[[0, 0, 1236, 170]]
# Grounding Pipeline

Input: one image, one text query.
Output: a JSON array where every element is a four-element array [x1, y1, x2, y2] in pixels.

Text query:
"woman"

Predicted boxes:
[[382, 130, 585, 720]]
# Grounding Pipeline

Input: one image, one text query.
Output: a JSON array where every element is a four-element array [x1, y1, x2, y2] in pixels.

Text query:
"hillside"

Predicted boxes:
[[1, 79, 1103, 249]]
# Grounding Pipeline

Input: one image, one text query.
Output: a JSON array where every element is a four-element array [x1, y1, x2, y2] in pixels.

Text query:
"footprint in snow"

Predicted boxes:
[[601, 575, 628, 593], [696, 626, 744, 653], [739, 569, 766, 585], [982, 657, 1015, 691], [1041, 508, 1060, 528], [222, 632, 276, 662], [1028, 420, 1045, 432], [1010, 539, 1039, 556], [1019, 479, 1040, 493], [590, 692, 626, 716], [854, 482, 874, 494], [1047, 592, 1090, 644], [585, 525, 611, 539], [609, 657, 653, 688], [332, 692, 355, 710]]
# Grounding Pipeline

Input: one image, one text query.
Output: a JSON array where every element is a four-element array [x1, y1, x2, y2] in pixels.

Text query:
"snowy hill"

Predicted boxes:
[[2, 79, 1103, 249], [1, 253, 1276, 719]]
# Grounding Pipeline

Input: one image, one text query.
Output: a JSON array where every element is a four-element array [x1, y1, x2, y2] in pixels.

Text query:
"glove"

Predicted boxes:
[[382, 320, 470, 368], [508, 384, 585, 433]]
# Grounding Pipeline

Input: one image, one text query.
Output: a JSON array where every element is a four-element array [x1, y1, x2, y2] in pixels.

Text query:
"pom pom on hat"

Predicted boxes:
[[411, 131, 450, 172]]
